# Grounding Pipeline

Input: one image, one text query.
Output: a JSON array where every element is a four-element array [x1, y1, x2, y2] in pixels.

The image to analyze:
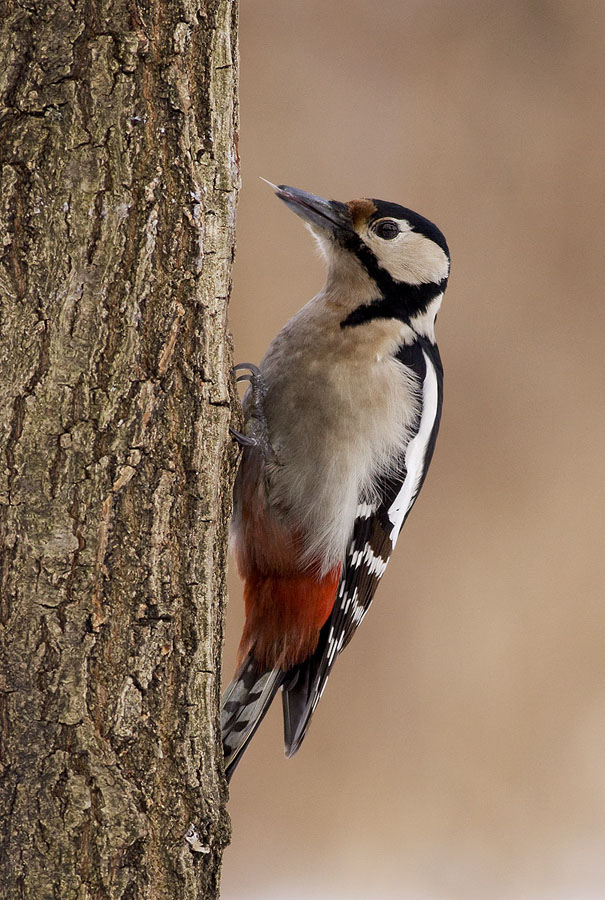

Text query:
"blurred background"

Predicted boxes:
[[222, 2, 605, 897]]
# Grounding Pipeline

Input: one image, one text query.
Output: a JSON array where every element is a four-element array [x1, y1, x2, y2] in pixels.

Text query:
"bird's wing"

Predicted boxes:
[[282, 340, 443, 756]]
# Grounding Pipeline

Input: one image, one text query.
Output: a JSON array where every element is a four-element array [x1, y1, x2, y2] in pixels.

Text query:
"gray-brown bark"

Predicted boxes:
[[0, 0, 239, 897]]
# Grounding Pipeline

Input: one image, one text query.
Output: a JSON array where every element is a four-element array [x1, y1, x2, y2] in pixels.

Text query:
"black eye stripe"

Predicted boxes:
[[372, 219, 399, 240]]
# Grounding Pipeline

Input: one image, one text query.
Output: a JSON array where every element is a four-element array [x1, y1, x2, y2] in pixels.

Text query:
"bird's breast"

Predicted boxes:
[[262, 344, 420, 572]]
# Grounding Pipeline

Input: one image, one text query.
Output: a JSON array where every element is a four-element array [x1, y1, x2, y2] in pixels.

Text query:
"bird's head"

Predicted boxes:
[[269, 181, 450, 328]]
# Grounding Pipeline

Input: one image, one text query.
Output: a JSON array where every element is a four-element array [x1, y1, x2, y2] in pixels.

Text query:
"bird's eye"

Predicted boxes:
[[373, 220, 399, 240]]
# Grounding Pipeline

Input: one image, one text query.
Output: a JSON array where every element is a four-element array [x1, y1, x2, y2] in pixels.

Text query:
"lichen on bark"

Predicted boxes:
[[0, 0, 239, 897]]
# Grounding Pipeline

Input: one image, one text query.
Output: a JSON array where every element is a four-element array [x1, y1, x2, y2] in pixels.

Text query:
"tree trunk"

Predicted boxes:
[[0, 0, 238, 897]]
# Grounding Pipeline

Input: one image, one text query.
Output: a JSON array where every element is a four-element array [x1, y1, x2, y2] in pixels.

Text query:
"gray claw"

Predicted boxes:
[[229, 427, 257, 448], [232, 362, 273, 459]]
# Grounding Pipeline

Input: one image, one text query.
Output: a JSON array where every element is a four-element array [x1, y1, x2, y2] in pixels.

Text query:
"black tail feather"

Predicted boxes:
[[281, 620, 333, 757]]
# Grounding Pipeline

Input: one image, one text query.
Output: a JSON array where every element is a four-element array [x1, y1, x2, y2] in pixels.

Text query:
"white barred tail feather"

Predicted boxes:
[[222, 656, 284, 781]]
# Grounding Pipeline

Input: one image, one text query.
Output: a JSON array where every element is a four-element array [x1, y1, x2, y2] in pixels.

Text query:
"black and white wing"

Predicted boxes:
[[282, 340, 443, 756]]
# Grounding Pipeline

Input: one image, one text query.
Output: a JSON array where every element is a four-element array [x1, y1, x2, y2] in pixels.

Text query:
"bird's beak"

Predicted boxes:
[[267, 182, 352, 235]]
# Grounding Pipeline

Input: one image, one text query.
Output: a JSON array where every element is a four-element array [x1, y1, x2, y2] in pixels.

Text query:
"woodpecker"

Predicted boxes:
[[222, 183, 450, 781]]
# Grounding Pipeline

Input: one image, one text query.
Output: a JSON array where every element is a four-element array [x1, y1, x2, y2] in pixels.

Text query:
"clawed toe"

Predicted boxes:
[[233, 363, 261, 384], [229, 426, 257, 447], [232, 362, 272, 457]]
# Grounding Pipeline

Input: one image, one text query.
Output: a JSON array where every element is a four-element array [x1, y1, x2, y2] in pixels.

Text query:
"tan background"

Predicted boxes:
[[222, 2, 605, 897]]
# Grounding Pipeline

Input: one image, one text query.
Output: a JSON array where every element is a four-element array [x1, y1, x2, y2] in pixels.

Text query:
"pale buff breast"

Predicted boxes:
[[254, 294, 420, 573]]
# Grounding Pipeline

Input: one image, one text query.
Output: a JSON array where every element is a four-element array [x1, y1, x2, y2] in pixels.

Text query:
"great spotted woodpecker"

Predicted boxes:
[[222, 183, 450, 781]]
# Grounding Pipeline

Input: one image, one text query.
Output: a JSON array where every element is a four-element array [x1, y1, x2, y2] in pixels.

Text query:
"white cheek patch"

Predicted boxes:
[[387, 350, 439, 543], [362, 219, 449, 285]]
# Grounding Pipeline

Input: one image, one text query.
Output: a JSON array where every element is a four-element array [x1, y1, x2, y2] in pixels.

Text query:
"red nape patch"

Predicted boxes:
[[237, 566, 341, 671]]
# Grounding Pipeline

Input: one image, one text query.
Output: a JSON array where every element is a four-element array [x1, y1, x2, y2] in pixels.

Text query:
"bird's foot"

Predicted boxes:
[[231, 363, 273, 457]]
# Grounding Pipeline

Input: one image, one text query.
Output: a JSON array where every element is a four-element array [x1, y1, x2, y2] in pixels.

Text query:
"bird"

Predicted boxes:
[[222, 182, 450, 781]]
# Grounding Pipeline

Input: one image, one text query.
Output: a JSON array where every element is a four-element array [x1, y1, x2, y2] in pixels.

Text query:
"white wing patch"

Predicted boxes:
[[388, 350, 439, 544]]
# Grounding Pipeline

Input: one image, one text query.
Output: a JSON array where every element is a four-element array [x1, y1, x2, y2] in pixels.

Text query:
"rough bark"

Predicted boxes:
[[0, 0, 238, 897]]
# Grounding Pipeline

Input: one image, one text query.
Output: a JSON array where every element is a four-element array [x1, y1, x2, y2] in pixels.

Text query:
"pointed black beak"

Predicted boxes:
[[271, 183, 352, 235]]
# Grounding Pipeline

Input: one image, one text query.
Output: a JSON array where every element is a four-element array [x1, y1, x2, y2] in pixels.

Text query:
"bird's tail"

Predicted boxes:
[[280, 619, 332, 758], [221, 654, 285, 782]]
